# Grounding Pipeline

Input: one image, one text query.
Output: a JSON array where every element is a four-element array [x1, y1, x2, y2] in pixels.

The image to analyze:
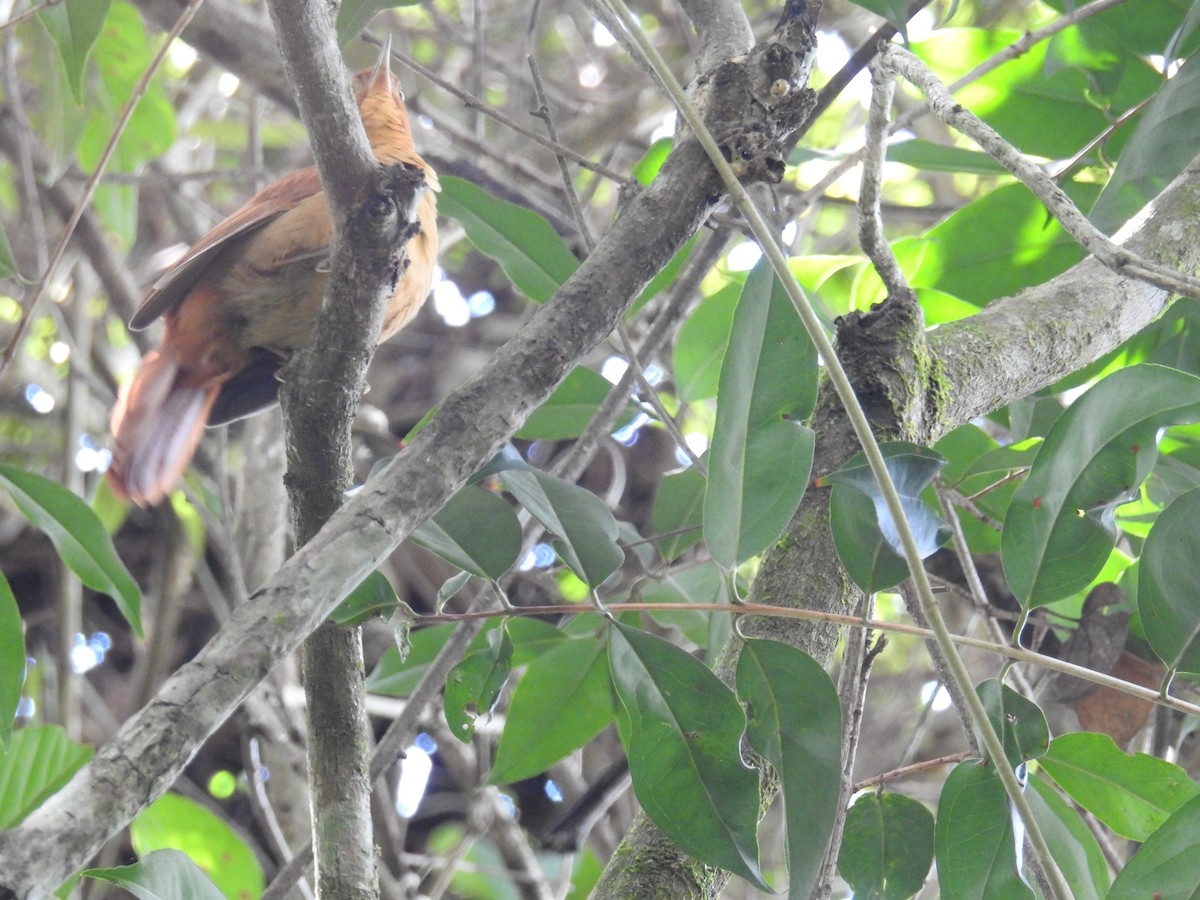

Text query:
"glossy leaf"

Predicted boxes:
[[0, 463, 141, 637], [1107, 793, 1200, 899], [651, 465, 706, 561], [489, 636, 612, 783], [1091, 56, 1200, 233], [1138, 487, 1200, 674], [444, 626, 513, 742], [935, 760, 1033, 899], [1039, 731, 1200, 841], [83, 849, 225, 900], [1027, 777, 1110, 900], [705, 259, 817, 567], [516, 367, 637, 440], [503, 468, 623, 587], [824, 443, 949, 592], [837, 793, 935, 900], [0, 573, 23, 749], [412, 485, 521, 579], [0, 726, 92, 828], [609, 622, 770, 891], [37, 0, 110, 104], [1002, 365, 1200, 606], [439, 176, 579, 302], [330, 570, 400, 626], [737, 639, 841, 898], [977, 680, 1049, 767], [131, 793, 264, 899]]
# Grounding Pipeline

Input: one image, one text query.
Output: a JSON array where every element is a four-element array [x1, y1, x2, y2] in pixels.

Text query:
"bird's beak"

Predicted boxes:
[[369, 35, 394, 93]]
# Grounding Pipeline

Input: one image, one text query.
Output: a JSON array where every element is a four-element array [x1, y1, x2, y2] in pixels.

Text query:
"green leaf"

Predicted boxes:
[[631, 137, 672, 184], [673, 281, 740, 402], [38, 0, 110, 104], [909, 183, 1093, 309], [131, 793, 264, 899], [935, 760, 1034, 899], [444, 626, 513, 742], [330, 570, 400, 626], [515, 367, 636, 440], [0, 223, 20, 281], [502, 468, 623, 587], [737, 640, 841, 897], [824, 443, 950, 592], [977, 680, 1049, 767], [335, 0, 422, 46], [366, 624, 455, 696], [651, 465, 706, 561], [1138, 487, 1200, 674], [412, 485, 522, 579], [845, 0, 911, 37], [1091, 55, 1200, 233], [439, 176, 579, 302], [837, 793, 935, 900], [83, 849, 226, 900], [1027, 777, 1110, 900], [1039, 731, 1200, 841], [0, 573, 24, 749], [1107, 792, 1200, 899], [0, 463, 141, 637], [609, 622, 770, 891], [489, 636, 612, 783], [638, 560, 733, 652], [886, 139, 1008, 175], [0, 725, 92, 828], [1002, 365, 1200, 606], [704, 259, 817, 567]]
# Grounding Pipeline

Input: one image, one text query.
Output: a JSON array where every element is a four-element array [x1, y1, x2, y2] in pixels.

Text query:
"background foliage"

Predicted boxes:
[[2, 0, 1200, 896]]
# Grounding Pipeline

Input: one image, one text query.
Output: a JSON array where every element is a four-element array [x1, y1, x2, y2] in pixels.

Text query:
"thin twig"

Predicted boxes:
[[858, 63, 907, 296]]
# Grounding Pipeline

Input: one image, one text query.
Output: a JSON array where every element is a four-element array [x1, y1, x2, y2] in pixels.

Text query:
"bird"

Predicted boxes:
[[108, 39, 439, 507]]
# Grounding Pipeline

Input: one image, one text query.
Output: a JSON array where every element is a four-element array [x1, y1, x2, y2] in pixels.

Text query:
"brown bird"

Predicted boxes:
[[108, 40, 439, 506]]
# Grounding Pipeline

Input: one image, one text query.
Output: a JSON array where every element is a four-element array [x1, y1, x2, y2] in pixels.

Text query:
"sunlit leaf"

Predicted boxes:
[[609, 622, 770, 891], [1002, 365, 1200, 606], [0, 463, 141, 637], [131, 794, 263, 899], [738, 639, 841, 897]]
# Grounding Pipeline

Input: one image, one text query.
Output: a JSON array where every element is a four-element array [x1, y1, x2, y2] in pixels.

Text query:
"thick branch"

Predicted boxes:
[[0, 105, 719, 900]]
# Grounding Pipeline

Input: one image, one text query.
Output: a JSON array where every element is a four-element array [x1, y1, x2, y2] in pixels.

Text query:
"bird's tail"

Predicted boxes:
[[108, 346, 220, 507]]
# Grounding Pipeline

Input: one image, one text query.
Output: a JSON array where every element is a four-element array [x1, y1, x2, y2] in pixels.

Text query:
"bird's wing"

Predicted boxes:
[[129, 167, 324, 330]]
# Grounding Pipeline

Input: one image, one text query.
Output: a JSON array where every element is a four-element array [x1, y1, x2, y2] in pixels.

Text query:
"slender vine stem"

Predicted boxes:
[[598, 1, 1072, 895]]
